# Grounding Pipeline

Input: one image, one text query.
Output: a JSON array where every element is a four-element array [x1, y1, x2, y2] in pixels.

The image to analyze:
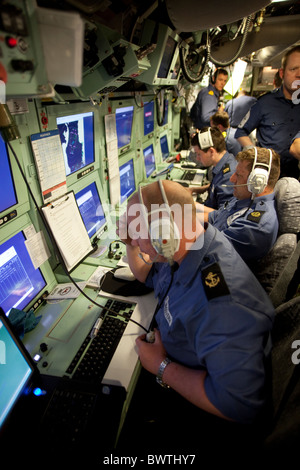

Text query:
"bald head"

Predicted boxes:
[[126, 180, 204, 263]]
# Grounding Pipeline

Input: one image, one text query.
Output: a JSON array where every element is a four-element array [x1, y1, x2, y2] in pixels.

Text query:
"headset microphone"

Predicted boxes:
[[222, 183, 249, 187]]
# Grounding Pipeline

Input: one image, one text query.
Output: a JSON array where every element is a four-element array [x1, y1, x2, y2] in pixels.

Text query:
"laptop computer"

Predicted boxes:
[[0, 307, 128, 461]]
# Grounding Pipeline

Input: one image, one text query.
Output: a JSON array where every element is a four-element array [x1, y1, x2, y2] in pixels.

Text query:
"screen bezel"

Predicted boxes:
[[159, 133, 170, 161], [119, 157, 136, 205], [73, 176, 108, 245], [0, 214, 57, 316], [0, 139, 30, 225], [143, 142, 156, 178], [44, 103, 102, 188], [0, 309, 37, 430], [108, 98, 136, 156]]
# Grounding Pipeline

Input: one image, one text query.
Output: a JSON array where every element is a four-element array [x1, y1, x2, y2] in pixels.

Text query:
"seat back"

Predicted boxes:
[[253, 177, 300, 306]]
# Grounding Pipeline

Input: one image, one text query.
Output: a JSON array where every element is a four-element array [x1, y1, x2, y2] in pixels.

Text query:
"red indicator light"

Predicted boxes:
[[6, 36, 18, 48]]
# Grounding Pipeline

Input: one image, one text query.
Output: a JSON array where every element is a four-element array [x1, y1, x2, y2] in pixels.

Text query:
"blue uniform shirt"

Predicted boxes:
[[204, 151, 237, 209], [224, 128, 242, 156], [208, 193, 278, 263], [190, 84, 219, 130], [145, 224, 274, 424], [235, 87, 300, 175], [225, 95, 257, 127]]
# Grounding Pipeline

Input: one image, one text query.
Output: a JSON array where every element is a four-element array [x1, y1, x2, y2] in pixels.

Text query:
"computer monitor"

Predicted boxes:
[[139, 21, 183, 86], [115, 105, 134, 153], [143, 143, 156, 178], [144, 101, 154, 137], [119, 158, 136, 205], [75, 181, 107, 244], [0, 230, 47, 316], [0, 311, 35, 430], [0, 137, 17, 214], [160, 134, 169, 161], [0, 137, 30, 225], [56, 111, 95, 177]]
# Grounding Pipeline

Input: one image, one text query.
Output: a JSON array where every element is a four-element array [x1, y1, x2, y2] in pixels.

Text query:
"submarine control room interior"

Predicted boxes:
[[0, 0, 300, 464]]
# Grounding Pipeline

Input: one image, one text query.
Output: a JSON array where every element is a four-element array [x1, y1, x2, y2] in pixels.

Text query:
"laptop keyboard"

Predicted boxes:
[[40, 298, 135, 447], [66, 298, 135, 383], [42, 386, 98, 444], [182, 169, 196, 181]]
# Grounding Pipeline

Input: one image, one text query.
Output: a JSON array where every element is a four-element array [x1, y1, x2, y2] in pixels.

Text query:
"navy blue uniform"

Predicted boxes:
[[223, 128, 242, 156], [225, 95, 257, 127], [204, 151, 237, 209], [190, 84, 219, 130], [145, 224, 274, 424], [208, 193, 278, 263], [235, 87, 300, 177]]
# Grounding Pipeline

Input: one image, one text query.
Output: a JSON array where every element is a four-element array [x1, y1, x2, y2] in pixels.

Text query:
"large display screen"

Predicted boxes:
[[0, 315, 34, 429], [115, 106, 134, 150], [119, 159, 136, 204], [143, 144, 156, 177], [157, 36, 177, 79], [0, 231, 46, 315], [75, 182, 106, 239], [160, 135, 169, 160], [0, 137, 17, 214], [56, 111, 95, 176], [144, 101, 154, 136]]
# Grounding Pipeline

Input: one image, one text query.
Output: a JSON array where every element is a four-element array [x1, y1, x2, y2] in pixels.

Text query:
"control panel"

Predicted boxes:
[[0, 0, 51, 98]]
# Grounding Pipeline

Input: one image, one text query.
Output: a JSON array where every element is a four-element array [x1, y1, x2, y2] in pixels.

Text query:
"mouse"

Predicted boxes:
[[146, 330, 155, 343], [113, 266, 136, 281]]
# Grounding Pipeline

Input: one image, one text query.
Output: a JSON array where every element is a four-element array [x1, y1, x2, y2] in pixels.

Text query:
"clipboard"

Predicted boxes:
[[41, 191, 94, 272]]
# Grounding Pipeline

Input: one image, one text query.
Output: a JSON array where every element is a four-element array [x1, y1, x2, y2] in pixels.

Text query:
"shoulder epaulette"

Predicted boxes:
[[246, 211, 265, 223], [222, 163, 230, 174], [201, 262, 230, 300]]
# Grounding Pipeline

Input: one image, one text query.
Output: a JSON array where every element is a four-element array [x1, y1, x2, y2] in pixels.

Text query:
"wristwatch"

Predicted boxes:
[[156, 358, 172, 388]]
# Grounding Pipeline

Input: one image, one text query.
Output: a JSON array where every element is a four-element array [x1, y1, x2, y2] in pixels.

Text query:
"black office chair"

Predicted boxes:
[[262, 295, 300, 459], [253, 177, 300, 307]]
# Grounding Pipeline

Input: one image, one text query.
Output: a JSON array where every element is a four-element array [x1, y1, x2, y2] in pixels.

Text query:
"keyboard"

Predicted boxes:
[[42, 386, 98, 444], [40, 298, 134, 450], [66, 298, 135, 383], [181, 170, 204, 184]]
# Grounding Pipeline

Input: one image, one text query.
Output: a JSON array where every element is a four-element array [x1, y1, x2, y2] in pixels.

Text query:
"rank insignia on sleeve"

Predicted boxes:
[[222, 164, 230, 174], [247, 211, 265, 223], [201, 263, 230, 300]]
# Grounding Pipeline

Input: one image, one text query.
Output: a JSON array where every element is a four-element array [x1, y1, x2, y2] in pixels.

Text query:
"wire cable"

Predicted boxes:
[[7, 141, 148, 332]]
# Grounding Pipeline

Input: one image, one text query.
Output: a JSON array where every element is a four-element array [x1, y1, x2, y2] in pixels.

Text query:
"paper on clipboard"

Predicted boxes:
[[30, 130, 67, 203], [41, 191, 93, 272]]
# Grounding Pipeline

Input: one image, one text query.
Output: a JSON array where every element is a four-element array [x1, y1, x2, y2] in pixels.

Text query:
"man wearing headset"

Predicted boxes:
[[117, 179, 274, 454], [202, 147, 281, 265], [190, 68, 228, 130], [188, 127, 237, 209]]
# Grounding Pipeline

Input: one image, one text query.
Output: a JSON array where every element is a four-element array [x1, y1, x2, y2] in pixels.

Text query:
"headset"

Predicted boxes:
[[222, 147, 273, 196], [138, 180, 180, 265], [247, 147, 273, 195], [198, 127, 214, 149]]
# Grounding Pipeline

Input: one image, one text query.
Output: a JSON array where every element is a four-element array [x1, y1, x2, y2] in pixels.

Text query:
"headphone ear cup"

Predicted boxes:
[[149, 218, 180, 260], [247, 168, 269, 194]]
